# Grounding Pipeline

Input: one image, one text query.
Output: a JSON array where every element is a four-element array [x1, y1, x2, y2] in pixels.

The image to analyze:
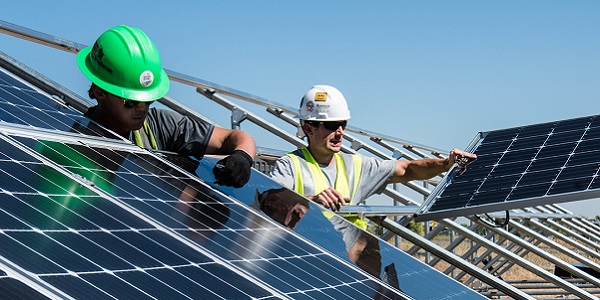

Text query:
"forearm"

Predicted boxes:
[[209, 127, 256, 157], [390, 158, 451, 183], [226, 130, 256, 158]]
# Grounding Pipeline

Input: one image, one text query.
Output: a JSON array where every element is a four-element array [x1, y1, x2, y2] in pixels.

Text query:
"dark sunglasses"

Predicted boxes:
[[112, 93, 155, 109], [123, 99, 155, 109], [309, 121, 347, 131]]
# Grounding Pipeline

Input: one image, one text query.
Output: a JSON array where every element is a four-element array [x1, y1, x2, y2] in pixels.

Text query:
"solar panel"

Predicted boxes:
[[0, 61, 486, 299], [416, 115, 600, 221]]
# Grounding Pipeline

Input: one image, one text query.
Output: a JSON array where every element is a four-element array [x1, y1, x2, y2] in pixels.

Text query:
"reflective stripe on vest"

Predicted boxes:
[[286, 147, 367, 229], [132, 120, 158, 150]]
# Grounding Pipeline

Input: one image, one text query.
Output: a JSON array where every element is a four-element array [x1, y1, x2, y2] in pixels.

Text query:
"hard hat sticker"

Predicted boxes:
[[314, 92, 327, 101], [140, 71, 154, 87], [305, 101, 314, 112]]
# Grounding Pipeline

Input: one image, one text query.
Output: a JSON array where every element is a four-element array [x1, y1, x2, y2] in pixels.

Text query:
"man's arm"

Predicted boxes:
[[388, 148, 476, 183], [205, 127, 256, 157]]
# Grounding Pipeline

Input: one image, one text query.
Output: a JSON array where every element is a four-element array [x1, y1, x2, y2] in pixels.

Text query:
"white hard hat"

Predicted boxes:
[[298, 85, 351, 121]]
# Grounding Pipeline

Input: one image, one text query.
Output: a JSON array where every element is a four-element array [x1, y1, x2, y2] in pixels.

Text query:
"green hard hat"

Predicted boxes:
[[77, 25, 170, 102]]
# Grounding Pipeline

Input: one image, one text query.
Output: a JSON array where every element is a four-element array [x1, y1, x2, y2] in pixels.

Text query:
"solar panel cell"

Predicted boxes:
[[0, 234, 66, 273], [0, 277, 51, 300]]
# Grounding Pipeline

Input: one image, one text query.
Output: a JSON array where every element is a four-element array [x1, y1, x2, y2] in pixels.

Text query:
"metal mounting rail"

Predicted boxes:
[[337, 205, 418, 217], [374, 217, 536, 300]]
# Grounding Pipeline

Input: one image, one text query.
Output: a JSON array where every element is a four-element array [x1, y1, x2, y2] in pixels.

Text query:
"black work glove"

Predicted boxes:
[[213, 150, 253, 188]]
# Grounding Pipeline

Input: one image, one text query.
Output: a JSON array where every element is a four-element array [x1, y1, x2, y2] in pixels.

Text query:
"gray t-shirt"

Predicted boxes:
[[269, 149, 396, 204], [85, 107, 215, 159]]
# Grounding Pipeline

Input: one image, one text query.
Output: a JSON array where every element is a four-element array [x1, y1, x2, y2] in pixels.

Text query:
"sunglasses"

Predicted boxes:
[[309, 121, 347, 131], [123, 99, 155, 109], [111, 93, 155, 109]]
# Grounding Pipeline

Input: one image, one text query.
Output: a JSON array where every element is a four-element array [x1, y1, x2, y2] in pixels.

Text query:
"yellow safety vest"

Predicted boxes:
[[287, 147, 368, 230], [132, 120, 158, 150]]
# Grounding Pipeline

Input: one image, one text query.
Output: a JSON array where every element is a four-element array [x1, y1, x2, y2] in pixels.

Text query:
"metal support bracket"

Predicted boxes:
[[231, 107, 247, 130]]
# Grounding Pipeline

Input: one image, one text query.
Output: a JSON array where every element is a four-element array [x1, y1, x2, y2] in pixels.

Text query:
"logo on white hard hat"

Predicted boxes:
[[140, 71, 154, 87], [314, 92, 327, 101], [305, 101, 314, 112]]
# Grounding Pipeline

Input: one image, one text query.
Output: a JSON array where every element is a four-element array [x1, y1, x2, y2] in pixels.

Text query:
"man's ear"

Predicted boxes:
[[91, 84, 108, 100], [302, 123, 313, 137]]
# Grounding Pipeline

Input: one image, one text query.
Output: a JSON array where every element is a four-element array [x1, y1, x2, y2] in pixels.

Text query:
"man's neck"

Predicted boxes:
[[89, 106, 130, 137], [306, 145, 335, 166]]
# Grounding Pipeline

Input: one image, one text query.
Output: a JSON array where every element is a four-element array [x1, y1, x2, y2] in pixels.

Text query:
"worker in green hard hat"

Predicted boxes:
[[77, 25, 256, 188]]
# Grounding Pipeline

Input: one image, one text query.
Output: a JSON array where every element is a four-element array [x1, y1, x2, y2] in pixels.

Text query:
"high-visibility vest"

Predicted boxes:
[[286, 147, 367, 230], [132, 120, 158, 150]]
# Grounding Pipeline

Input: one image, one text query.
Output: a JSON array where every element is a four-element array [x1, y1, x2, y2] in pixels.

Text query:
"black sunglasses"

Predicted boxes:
[[111, 93, 154, 109], [309, 121, 347, 131], [123, 99, 155, 109]]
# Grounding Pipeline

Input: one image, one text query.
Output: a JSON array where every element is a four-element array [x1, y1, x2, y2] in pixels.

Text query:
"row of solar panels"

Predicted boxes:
[[0, 57, 488, 299]]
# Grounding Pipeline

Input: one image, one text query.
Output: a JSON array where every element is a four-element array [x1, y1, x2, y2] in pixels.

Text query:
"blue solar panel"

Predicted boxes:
[[417, 115, 600, 221]]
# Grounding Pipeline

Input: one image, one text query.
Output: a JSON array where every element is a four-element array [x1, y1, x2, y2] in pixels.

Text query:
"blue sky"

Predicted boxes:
[[1, 1, 599, 217]]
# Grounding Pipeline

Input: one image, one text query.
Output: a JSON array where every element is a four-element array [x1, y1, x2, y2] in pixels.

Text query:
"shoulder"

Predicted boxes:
[[359, 155, 395, 173], [274, 154, 294, 166], [285, 148, 304, 158], [147, 107, 182, 120]]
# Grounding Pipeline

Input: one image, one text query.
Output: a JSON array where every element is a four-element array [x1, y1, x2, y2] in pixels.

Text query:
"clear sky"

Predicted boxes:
[[1, 1, 599, 217]]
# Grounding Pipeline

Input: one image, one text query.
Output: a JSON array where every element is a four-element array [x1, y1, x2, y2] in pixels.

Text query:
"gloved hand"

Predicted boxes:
[[213, 150, 253, 188]]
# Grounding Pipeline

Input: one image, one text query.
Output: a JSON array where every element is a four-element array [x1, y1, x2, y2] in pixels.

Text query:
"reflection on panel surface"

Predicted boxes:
[[418, 115, 600, 220], [0, 135, 278, 299], [195, 158, 486, 299], [0, 133, 407, 299], [0, 66, 118, 139]]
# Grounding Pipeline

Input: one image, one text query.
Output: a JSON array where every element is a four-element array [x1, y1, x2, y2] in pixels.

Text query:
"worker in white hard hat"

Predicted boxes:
[[269, 85, 477, 229], [268, 85, 476, 281]]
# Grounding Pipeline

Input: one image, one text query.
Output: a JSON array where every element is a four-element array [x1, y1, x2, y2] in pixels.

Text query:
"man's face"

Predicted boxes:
[[307, 120, 347, 155], [99, 92, 152, 135]]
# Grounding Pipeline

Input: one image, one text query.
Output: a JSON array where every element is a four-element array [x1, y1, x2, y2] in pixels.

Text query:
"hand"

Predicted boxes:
[[447, 148, 477, 174], [213, 150, 253, 188], [310, 187, 349, 212]]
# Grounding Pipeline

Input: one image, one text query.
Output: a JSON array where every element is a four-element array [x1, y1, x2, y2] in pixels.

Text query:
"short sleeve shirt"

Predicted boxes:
[[85, 107, 215, 158]]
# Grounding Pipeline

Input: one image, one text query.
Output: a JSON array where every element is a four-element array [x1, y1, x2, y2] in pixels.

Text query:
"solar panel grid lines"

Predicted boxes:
[[0, 261, 70, 300], [0, 66, 37, 91], [197, 160, 487, 299], [0, 67, 124, 141], [417, 114, 600, 221], [0, 132, 292, 298], [0, 132, 408, 299]]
